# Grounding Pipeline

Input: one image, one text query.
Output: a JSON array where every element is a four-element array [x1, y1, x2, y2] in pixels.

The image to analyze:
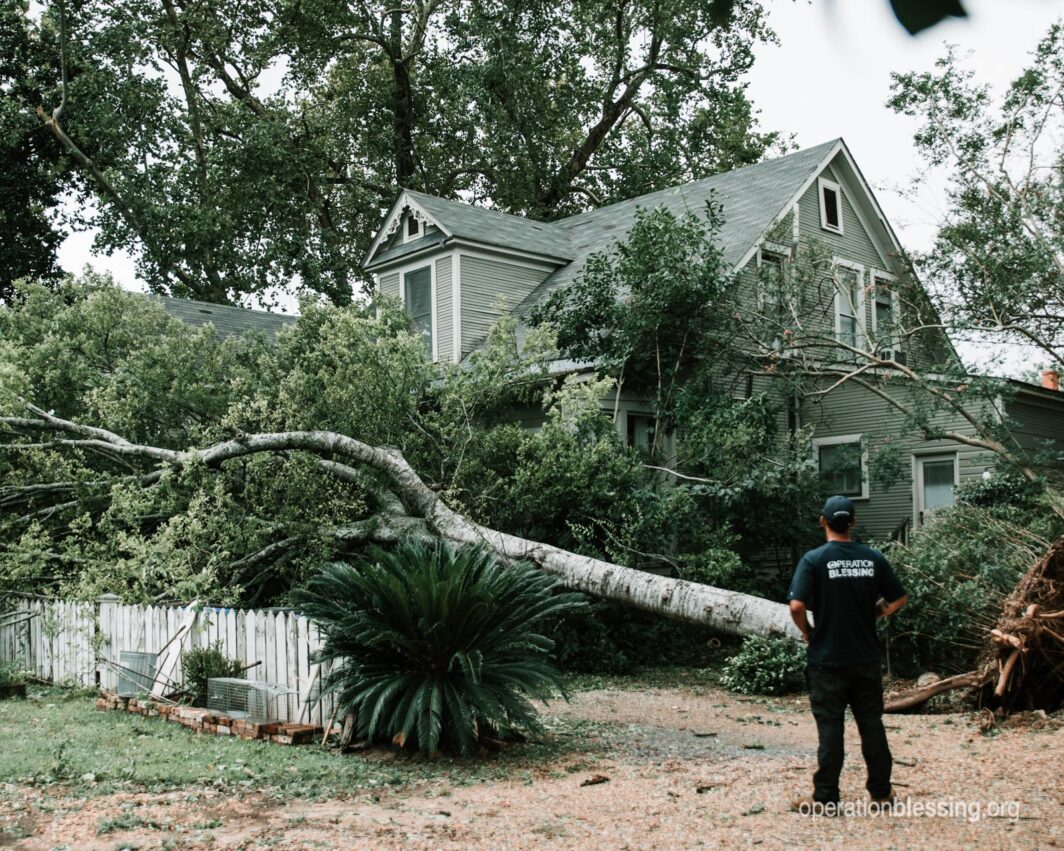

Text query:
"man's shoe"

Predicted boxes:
[[869, 787, 900, 807], [790, 795, 838, 815]]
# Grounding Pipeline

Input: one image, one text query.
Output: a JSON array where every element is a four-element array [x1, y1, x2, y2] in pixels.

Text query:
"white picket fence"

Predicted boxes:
[[0, 594, 336, 725]]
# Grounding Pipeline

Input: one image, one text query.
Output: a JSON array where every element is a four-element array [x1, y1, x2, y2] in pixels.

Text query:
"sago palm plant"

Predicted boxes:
[[293, 539, 586, 755]]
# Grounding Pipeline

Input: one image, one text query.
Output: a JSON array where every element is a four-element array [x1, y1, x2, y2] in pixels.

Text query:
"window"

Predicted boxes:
[[626, 413, 657, 453], [406, 214, 420, 238], [915, 454, 957, 525], [757, 250, 785, 316], [819, 177, 843, 233], [813, 435, 867, 499], [403, 266, 433, 355], [834, 263, 863, 358], [871, 273, 903, 360]]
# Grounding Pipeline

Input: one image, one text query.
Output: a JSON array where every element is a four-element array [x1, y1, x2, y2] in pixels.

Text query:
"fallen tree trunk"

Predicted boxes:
[[884, 670, 989, 713], [1, 406, 802, 641]]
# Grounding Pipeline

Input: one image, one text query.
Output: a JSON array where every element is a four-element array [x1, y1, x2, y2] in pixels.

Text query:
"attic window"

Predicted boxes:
[[406, 215, 420, 238], [819, 177, 843, 234]]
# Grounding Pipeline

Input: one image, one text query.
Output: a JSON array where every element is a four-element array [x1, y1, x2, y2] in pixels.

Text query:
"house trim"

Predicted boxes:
[[818, 176, 844, 234], [911, 450, 960, 529], [449, 241, 566, 270], [832, 257, 867, 352], [453, 252, 463, 363], [394, 257, 439, 363], [363, 191, 453, 267]]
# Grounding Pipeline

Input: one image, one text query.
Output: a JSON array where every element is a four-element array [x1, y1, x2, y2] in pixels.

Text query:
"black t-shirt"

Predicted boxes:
[[787, 540, 906, 667]]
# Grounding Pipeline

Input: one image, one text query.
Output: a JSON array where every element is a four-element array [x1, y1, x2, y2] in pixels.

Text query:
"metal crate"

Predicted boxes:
[[206, 677, 290, 721]]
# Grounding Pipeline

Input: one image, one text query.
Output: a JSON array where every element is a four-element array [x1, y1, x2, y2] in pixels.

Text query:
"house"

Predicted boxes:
[[361, 138, 1064, 543]]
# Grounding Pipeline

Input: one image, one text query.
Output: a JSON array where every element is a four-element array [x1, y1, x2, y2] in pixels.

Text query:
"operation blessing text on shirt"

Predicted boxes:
[[826, 559, 876, 579]]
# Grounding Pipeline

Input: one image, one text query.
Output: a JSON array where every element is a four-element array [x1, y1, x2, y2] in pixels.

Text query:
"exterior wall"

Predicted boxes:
[[380, 272, 400, 300], [460, 255, 550, 356], [803, 379, 997, 542], [1004, 392, 1064, 461], [791, 161, 950, 372], [435, 255, 453, 364]]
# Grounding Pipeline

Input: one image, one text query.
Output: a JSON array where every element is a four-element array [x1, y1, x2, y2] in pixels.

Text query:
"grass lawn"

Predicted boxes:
[[0, 686, 603, 803]]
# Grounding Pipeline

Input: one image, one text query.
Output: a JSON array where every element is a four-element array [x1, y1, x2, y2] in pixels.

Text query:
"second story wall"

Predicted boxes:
[[459, 255, 552, 359]]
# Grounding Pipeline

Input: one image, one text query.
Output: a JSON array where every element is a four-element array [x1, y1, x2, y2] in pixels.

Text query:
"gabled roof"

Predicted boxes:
[[153, 295, 297, 339], [364, 189, 573, 269], [512, 139, 842, 319]]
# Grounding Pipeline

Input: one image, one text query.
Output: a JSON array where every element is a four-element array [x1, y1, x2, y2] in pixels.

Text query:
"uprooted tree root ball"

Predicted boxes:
[[980, 538, 1064, 712], [886, 538, 1064, 714]]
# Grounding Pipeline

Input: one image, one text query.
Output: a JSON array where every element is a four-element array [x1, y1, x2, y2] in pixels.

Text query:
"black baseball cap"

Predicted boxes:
[[821, 495, 856, 523]]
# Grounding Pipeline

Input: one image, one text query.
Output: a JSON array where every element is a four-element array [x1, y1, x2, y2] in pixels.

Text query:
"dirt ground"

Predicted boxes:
[[3, 684, 1062, 850]]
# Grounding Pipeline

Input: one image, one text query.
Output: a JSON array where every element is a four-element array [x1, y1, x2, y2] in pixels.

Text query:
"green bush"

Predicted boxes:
[[887, 493, 1064, 674], [293, 540, 586, 756], [181, 643, 243, 706], [719, 635, 806, 695], [678, 548, 744, 589], [0, 659, 30, 687]]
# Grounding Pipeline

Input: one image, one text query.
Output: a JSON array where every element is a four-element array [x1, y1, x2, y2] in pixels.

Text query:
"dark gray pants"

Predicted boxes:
[[806, 663, 892, 803]]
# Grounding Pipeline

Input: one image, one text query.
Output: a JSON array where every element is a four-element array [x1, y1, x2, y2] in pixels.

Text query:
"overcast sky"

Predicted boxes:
[[56, 0, 1064, 359]]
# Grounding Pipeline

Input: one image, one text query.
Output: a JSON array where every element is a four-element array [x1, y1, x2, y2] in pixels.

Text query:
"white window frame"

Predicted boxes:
[[818, 176, 844, 234], [757, 244, 791, 314], [812, 433, 869, 500], [832, 258, 866, 356], [402, 211, 421, 243], [912, 451, 960, 528], [397, 260, 439, 362], [869, 269, 902, 358]]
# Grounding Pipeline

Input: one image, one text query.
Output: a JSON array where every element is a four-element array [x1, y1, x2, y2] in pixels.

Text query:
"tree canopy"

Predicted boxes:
[[2, 0, 780, 305]]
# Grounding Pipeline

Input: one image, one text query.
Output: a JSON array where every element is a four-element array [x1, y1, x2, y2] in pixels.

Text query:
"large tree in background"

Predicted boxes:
[[5, 0, 778, 305], [889, 24, 1064, 374], [0, 0, 66, 301]]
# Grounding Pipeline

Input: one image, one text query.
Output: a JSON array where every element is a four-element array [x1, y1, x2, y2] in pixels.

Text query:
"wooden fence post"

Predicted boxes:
[[97, 594, 120, 692]]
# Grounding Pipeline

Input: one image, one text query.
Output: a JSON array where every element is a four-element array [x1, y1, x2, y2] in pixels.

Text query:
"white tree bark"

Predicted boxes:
[[2, 408, 802, 641]]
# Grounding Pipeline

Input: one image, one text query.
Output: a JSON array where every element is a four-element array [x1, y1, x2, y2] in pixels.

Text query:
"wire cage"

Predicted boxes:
[[116, 651, 157, 697], [206, 678, 291, 721]]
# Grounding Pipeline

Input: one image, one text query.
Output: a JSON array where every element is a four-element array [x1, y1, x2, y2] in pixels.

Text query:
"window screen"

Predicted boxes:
[[404, 266, 432, 354], [836, 267, 860, 355]]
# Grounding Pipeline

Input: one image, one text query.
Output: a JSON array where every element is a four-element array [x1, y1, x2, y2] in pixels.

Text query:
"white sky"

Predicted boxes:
[[56, 0, 1064, 370]]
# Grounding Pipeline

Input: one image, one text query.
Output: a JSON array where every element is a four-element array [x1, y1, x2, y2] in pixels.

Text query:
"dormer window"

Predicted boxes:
[[819, 177, 843, 234], [406, 214, 420, 239]]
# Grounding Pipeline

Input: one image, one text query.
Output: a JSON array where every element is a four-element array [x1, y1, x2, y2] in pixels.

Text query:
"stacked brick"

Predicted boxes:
[[94, 693, 325, 745]]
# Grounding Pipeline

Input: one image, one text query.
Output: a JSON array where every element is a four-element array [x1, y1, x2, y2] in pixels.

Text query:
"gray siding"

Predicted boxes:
[[1005, 393, 1064, 459], [460, 256, 549, 355], [380, 272, 400, 300], [792, 162, 950, 371], [435, 255, 453, 363], [804, 379, 996, 542]]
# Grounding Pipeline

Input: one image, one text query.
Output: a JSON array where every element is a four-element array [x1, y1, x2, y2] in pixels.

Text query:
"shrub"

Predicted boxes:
[[719, 635, 806, 696], [293, 540, 586, 755], [182, 643, 243, 706], [0, 659, 30, 688], [678, 548, 744, 589], [887, 494, 1064, 674]]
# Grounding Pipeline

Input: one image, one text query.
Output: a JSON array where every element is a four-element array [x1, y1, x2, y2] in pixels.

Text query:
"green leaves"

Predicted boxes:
[[293, 540, 585, 755], [889, 23, 1064, 374], [719, 635, 805, 696]]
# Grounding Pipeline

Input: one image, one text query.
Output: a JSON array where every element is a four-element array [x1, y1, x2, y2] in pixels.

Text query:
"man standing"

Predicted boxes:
[[788, 495, 908, 811]]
